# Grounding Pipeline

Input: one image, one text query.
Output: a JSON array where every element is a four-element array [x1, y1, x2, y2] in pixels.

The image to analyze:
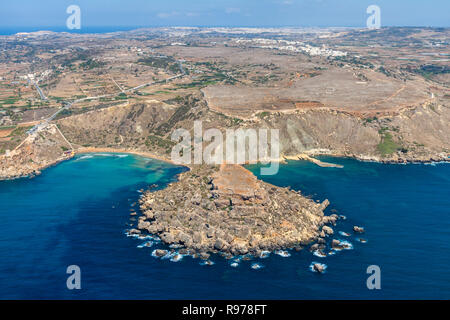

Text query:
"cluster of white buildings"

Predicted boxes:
[[234, 38, 347, 58]]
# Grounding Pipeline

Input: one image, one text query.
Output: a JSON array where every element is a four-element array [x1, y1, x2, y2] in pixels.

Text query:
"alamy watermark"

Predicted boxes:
[[66, 265, 81, 290], [366, 265, 381, 290], [66, 5, 81, 30], [171, 121, 280, 175], [366, 5, 381, 29]]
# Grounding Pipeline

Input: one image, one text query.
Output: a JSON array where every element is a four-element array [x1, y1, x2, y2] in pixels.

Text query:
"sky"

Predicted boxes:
[[0, 0, 448, 30]]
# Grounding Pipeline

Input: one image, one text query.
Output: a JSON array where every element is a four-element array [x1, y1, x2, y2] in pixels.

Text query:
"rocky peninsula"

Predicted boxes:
[[136, 163, 338, 257]]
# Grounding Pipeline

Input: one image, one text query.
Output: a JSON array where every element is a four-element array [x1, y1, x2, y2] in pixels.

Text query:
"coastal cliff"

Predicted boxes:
[[1, 94, 449, 181]]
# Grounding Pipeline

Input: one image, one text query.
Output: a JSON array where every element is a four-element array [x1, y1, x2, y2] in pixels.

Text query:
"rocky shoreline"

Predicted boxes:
[[136, 164, 340, 258], [283, 151, 449, 167]]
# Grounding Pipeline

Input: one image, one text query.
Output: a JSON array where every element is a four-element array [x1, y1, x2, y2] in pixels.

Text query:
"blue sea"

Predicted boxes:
[[0, 153, 449, 299]]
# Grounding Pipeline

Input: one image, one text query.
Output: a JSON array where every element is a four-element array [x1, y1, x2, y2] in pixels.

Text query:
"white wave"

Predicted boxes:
[[161, 252, 176, 260], [92, 153, 114, 157], [275, 250, 291, 258], [200, 260, 215, 266], [137, 241, 153, 248], [332, 239, 354, 251], [76, 155, 93, 161], [313, 250, 327, 258], [170, 254, 183, 262], [251, 263, 264, 270]]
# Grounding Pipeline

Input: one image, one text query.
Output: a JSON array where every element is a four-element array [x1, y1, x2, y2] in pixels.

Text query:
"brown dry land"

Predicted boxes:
[[0, 27, 448, 179]]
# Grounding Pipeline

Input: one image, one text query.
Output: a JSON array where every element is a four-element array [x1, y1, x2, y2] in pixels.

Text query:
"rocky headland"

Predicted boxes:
[[136, 163, 338, 257]]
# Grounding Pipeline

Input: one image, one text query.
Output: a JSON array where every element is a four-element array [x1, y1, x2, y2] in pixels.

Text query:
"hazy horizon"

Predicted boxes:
[[0, 0, 448, 32]]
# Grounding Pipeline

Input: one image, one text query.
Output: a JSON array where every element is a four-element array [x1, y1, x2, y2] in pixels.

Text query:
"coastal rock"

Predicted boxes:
[[153, 249, 168, 257], [331, 239, 351, 250], [322, 226, 334, 235], [313, 263, 325, 273], [128, 228, 141, 235], [353, 226, 365, 233], [214, 238, 227, 250], [331, 239, 342, 249]]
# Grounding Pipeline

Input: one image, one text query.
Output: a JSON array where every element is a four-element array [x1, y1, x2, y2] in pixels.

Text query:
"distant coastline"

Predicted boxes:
[[1, 25, 448, 36], [0, 26, 142, 36]]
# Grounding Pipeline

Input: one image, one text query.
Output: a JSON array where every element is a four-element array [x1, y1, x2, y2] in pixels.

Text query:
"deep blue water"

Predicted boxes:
[[0, 154, 449, 299]]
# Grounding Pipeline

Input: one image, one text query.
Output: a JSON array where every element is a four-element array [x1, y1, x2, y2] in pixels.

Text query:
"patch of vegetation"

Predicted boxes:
[[145, 134, 176, 152], [230, 117, 243, 126], [256, 112, 270, 119], [403, 64, 449, 81], [153, 90, 171, 94], [10, 126, 31, 137], [363, 116, 378, 124], [138, 56, 174, 69], [1, 97, 19, 105], [377, 66, 392, 77], [115, 92, 128, 100], [377, 131, 401, 157], [163, 96, 184, 105], [155, 99, 194, 135], [80, 59, 106, 70], [54, 109, 73, 119]]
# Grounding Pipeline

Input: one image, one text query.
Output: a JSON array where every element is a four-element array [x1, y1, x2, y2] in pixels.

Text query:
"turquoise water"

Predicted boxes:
[[0, 154, 449, 299]]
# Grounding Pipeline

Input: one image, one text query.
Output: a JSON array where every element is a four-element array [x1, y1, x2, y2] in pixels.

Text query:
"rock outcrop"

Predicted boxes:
[[138, 163, 334, 257]]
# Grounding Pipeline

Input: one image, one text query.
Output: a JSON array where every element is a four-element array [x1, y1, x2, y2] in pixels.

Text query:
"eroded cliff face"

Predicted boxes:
[[390, 103, 450, 160], [137, 164, 336, 257], [256, 101, 449, 162]]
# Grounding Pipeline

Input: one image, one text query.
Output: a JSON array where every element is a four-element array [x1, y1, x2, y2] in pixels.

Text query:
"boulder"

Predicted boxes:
[[331, 239, 341, 249], [199, 252, 210, 260], [214, 238, 227, 250], [353, 226, 365, 233], [178, 232, 192, 245], [128, 228, 141, 235], [313, 263, 325, 273], [154, 249, 168, 257], [322, 226, 334, 235], [160, 232, 175, 243]]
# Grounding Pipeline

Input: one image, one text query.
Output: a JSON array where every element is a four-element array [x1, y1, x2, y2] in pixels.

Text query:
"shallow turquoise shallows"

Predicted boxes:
[[0, 154, 449, 299]]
